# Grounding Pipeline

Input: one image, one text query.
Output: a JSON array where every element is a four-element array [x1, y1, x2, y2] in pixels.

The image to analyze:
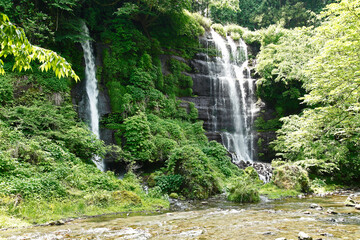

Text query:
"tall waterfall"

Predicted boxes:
[[80, 23, 104, 171], [208, 29, 257, 162]]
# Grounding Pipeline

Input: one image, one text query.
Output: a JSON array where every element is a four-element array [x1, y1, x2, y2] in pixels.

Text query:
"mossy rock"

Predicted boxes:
[[169, 193, 179, 199], [272, 164, 311, 192], [112, 190, 142, 206]]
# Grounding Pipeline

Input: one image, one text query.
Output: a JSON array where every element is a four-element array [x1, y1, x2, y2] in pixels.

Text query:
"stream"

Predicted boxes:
[[1, 193, 360, 239]]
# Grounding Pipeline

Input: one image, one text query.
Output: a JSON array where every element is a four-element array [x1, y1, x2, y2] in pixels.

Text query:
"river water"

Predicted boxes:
[[2, 194, 360, 239]]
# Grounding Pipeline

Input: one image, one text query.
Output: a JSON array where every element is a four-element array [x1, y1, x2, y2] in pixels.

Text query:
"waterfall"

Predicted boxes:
[[209, 29, 258, 162], [80, 22, 104, 171]]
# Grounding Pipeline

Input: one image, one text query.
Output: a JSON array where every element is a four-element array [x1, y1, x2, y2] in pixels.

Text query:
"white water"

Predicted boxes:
[[210, 30, 258, 162], [80, 23, 104, 171]]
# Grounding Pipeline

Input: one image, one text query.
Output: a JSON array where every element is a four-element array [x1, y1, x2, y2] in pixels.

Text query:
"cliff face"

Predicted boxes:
[[178, 33, 275, 163]]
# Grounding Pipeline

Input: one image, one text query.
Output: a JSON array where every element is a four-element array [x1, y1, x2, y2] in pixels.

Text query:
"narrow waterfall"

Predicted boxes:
[[209, 29, 258, 162], [80, 23, 104, 171]]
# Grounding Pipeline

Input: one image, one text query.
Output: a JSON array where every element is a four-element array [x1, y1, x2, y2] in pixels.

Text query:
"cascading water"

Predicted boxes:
[[80, 22, 104, 171], [208, 29, 258, 163]]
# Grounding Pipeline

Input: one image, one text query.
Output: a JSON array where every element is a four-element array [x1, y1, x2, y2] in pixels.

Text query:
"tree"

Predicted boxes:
[[273, 0, 360, 182], [0, 13, 79, 80], [116, 0, 191, 34]]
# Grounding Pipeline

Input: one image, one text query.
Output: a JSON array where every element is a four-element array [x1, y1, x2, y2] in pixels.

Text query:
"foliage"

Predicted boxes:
[[164, 58, 193, 97], [259, 182, 300, 199], [121, 112, 156, 162], [209, 0, 239, 24], [167, 145, 220, 199], [0, 13, 79, 80], [272, 163, 311, 192], [192, 12, 212, 30], [155, 174, 184, 193], [272, 0, 360, 184], [227, 174, 260, 203], [211, 23, 226, 37], [235, 0, 334, 29]]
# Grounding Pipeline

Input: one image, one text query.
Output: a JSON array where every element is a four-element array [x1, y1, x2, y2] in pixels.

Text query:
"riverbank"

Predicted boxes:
[[1, 184, 357, 231], [0, 193, 169, 230], [1, 192, 359, 239]]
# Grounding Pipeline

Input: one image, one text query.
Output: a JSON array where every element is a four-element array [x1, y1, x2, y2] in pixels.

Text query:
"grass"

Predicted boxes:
[[0, 194, 169, 228], [259, 183, 300, 199]]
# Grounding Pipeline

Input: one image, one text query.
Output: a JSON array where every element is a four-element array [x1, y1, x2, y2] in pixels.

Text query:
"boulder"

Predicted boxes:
[[298, 232, 312, 240], [309, 203, 319, 209], [344, 194, 357, 207], [355, 204, 360, 210], [326, 208, 337, 214]]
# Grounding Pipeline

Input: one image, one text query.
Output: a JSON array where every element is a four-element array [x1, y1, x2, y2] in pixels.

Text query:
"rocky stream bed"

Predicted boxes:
[[1, 193, 360, 240]]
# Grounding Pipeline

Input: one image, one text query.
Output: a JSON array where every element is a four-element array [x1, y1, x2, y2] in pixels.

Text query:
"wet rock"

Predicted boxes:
[[234, 160, 273, 183], [302, 211, 311, 215], [310, 203, 320, 209], [49, 220, 65, 226], [344, 194, 357, 207], [298, 231, 312, 240], [326, 208, 337, 214], [55, 220, 65, 225], [320, 233, 333, 237], [263, 231, 275, 235]]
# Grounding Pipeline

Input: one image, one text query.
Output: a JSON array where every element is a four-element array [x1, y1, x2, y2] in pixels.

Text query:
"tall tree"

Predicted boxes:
[[274, 0, 360, 182]]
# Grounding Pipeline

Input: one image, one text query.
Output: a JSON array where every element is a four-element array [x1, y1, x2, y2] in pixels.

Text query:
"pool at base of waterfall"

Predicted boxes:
[[2, 194, 360, 239]]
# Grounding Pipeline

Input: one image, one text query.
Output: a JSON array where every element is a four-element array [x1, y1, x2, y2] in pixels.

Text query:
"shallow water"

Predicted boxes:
[[2, 194, 360, 240]]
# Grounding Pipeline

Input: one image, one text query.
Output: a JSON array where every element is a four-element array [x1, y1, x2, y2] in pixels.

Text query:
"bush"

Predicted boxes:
[[122, 112, 156, 162], [167, 145, 220, 199], [0, 76, 13, 104], [112, 190, 142, 206], [211, 23, 227, 37], [227, 175, 260, 203], [245, 166, 260, 182], [192, 13, 212, 30], [225, 24, 244, 39], [272, 164, 311, 192], [155, 174, 183, 193], [147, 186, 163, 198]]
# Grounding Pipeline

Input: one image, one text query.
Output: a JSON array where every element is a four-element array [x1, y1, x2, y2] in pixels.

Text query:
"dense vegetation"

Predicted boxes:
[[0, 0, 254, 227], [0, 0, 359, 229]]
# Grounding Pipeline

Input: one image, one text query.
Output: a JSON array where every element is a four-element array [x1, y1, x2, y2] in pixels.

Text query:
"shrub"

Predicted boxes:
[[122, 112, 155, 162], [225, 24, 244, 38], [147, 186, 163, 198], [84, 191, 112, 206], [192, 13, 212, 30], [211, 23, 227, 37], [227, 175, 260, 203], [0, 76, 13, 104], [155, 174, 184, 193], [167, 145, 220, 199], [272, 163, 311, 192], [245, 166, 260, 182], [112, 190, 142, 206]]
